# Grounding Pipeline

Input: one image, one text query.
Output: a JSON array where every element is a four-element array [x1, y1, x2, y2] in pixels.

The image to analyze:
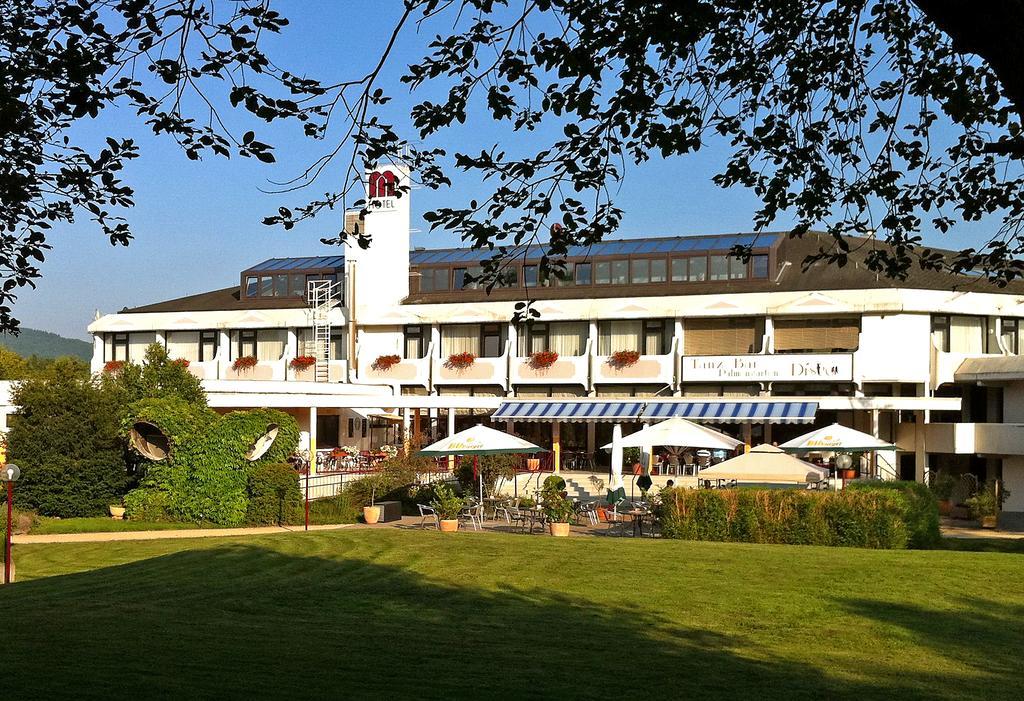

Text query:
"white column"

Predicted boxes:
[[218, 329, 231, 379], [91, 335, 104, 374], [610, 423, 624, 490], [403, 408, 412, 452], [309, 406, 318, 475], [447, 407, 457, 470], [914, 410, 928, 483], [154, 330, 166, 349]]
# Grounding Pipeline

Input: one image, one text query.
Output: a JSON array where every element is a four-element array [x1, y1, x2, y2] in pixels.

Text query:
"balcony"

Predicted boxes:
[[358, 346, 431, 388], [510, 340, 592, 388], [592, 339, 678, 387], [187, 359, 221, 381], [896, 422, 1024, 456], [432, 349, 510, 390], [288, 360, 348, 383], [223, 358, 286, 381]]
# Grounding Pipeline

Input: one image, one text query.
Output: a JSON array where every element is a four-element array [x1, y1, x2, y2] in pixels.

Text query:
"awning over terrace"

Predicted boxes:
[[642, 401, 818, 424], [491, 401, 645, 422], [492, 399, 818, 424]]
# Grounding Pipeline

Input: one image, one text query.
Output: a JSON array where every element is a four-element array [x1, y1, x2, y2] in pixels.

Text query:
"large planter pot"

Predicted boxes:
[[439, 519, 459, 532], [937, 499, 953, 516], [980, 515, 998, 529], [363, 505, 382, 524], [549, 522, 571, 537], [632, 463, 643, 476], [839, 468, 857, 480], [596, 506, 608, 523], [109, 505, 126, 520]]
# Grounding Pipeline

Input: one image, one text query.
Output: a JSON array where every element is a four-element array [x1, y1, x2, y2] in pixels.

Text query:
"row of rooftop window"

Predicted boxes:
[[416, 253, 771, 293], [243, 272, 344, 300]]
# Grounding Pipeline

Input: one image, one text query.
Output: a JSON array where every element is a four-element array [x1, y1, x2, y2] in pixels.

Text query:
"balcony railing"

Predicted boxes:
[[592, 338, 678, 386], [358, 343, 432, 388], [510, 340, 592, 387], [432, 341, 510, 389]]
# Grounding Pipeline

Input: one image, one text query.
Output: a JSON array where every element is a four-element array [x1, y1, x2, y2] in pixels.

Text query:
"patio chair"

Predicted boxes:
[[459, 503, 483, 531], [578, 501, 599, 527], [417, 503, 439, 530]]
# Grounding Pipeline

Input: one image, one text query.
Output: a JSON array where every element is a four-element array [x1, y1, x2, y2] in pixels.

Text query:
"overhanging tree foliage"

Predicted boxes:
[[8, 1, 1024, 333]]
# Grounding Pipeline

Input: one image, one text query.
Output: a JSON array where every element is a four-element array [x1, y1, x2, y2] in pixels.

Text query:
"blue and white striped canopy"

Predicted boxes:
[[492, 401, 645, 422], [642, 401, 818, 424]]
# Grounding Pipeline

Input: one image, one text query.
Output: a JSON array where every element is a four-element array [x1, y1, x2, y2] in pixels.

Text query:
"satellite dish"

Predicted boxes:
[[245, 424, 280, 461], [129, 422, 170, 461]]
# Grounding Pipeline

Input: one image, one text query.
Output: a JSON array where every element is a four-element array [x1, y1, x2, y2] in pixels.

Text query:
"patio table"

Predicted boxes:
[[623, 509, 651, 537]]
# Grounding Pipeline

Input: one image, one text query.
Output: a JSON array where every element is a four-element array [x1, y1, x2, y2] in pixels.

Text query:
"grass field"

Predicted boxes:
[[2, 530, 1021, 700], [29, 517, 209, 535]]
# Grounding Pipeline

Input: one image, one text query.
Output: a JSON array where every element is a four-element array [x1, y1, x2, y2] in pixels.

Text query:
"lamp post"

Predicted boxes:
[[3, 463, 21, 585]]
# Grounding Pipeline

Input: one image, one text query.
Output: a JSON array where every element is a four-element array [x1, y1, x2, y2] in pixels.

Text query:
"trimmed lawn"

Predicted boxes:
[[29, 517, 209, 535], [2, 530, 1022, 699]]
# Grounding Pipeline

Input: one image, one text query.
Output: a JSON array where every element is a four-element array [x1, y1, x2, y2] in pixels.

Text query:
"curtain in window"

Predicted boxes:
[[773, 318, 860, 352], [949, 316, 984, 353], [441, 324, 480, 356], [296, 328, 314, 356], [166, 331, 200, 362], [549, 322, 587, 356], [684, 319, 761, 355], [128, 332, 156, 363], [256, 329, 287, 360], [598, 320, 642, 355]]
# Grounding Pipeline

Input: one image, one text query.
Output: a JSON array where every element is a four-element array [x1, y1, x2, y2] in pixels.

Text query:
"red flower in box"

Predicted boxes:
[[171, 358, 190, 368], [529, 350, 559, 369], [445, 352, 476, 369], [372, 354, 401, 371], [232, 356, 258, 372], [608, 350, 640, 368], [103, 360, 125, 373], [290, 355, 317, 370]]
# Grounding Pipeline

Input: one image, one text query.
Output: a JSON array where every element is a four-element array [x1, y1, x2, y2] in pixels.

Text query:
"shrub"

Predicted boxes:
[[245, 463, 302, 526], [123, 488, 172, 521], [308, 492, 360, 525], [0, 504, 39, 535], [657, 487, 920, 549], [454, 453, 517, 494], [847, 481, 942, 548], [430, 484, 464, 520]]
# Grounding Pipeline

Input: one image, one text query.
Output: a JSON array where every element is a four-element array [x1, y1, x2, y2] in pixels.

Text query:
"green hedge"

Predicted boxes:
[[846, 481, 941, 549], [656, 488, 916, 549], [245, 462, 302, 526]]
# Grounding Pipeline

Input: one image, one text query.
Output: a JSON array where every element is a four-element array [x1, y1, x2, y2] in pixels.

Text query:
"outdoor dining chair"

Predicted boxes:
[[417, 503, 439, 530], [459, 502, 484, 531]]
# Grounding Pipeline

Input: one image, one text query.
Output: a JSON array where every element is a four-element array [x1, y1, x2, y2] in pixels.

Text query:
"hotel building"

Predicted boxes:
[[88, 166, 1024, 527]]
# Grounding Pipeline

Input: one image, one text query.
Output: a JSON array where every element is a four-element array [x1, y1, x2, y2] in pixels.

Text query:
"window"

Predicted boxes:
[[259, 276, 273, 296], [361, 419, 368, 438], [452, 267, 467, 290], [643, 319, 671, 355], [290, 274, 304, 297], [1001, 318, 1020, 354], [650, 259, 667, 284], [932, 315, 986, 353], [523, 265, 539, 288], [575, 262, 592, 285], [728, 256, 746, 280], [631, 259, 650, 284], [671, 258, 688, 282], [685, 318, 765, 355], [441, 324, 481, 356], [598, 320, 642, 355], [611, 260, 629, 285], [330, 329, 347, 361], [128, 332, 156, 362], [709, 255, 729, 281], [688, 256, 707, 282], [238, 330, 257, 358], [200, 330, 218, 362], [347, 418, 355, 438], [480, 323, 504, 357], [497, 268, 518, 288], [404, 325, 428, 359], [774, 318, 860, 353], [931, 315, 950, 353], [552, 263, 574, 287], [274, 274, 288, 296], [256, 329, 286, 360], [595, 261, 611, 285], [106, 332, 129, 362], [166, 331, 200, 362], [519, 322, 548, 355], [751, 254, 769, 279], [419, 268, 449, 293], [245, 276, 258, 297]]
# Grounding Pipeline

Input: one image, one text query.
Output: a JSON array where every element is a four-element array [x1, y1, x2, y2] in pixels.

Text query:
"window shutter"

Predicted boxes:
[[685, 319, 758, 355]]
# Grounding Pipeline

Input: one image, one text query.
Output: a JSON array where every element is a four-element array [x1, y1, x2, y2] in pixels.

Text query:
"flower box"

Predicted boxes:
[[529, 350, 559, 369], [372, 354, 401, 371], [445, 352, 476, 369], [232, 356, 259, 372], [290, 355, 317, 370], [103, 360, 125, 373], [608, 350, 641, 368]]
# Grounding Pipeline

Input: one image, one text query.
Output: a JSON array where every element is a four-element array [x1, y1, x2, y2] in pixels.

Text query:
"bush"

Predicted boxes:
[[308, 493, 360, 525], [847, 481, 941, 548], [656, 488, 918, 549], [123, 488, 172, 521], [454, 453, 518, 494], [0, 503, 39, 535], [9, 369, 127, 517], [245, 463, 302, 526]]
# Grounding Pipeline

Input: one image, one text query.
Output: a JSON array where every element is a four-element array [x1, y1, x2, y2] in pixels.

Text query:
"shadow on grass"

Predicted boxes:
[[940, 537, 1024, 554], [0, 541, 1017, 699]]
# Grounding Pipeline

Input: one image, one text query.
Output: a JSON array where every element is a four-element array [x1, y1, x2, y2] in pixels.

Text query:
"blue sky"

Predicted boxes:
[[14, 1, 1002, 339]]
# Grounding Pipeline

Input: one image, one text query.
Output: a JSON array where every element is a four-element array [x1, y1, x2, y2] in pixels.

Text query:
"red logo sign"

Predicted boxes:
[[369, 170, 397, 199]]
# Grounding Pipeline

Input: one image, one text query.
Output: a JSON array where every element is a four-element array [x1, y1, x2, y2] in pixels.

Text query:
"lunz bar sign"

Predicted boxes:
[[682, 354, 854, 382]]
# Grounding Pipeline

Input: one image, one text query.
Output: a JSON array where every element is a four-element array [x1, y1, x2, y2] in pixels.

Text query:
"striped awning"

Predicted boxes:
[[642, 401, 818, 424], [492, 401, 645, 422]]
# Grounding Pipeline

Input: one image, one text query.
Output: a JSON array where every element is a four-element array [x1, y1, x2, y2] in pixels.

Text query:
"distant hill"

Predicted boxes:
[[0, 328, 92, 360]]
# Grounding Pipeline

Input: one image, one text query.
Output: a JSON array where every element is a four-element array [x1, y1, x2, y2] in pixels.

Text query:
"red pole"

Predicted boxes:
[[5, 481, 12, 585], [304, 461, 310, 531]]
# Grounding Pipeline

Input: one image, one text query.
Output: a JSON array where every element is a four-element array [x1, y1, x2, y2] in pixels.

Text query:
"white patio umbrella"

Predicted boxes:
[[699, 444, 828, 484], [418, 424, 542, 502], [601, 418, 743, 494], [778, 423, 895, 452]]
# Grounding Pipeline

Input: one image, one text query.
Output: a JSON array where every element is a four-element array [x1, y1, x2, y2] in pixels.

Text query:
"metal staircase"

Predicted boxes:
[[308, 279, 339, 382]]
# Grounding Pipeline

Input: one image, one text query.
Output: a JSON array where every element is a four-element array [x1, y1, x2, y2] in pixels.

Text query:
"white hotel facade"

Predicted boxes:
[[89, 167, 1024, 527]]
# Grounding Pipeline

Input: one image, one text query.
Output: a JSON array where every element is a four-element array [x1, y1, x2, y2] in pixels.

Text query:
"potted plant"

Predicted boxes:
[[232, 356, 258, 372], [929, 471, 957, 516], [529, 350, 559, 369], [290, 355, 317, 371], [624, 447, 643, 475], [542, 484, 574, 537], [362, 471, 390, 524], [965, 480, 1009, 529], [109, 504, 126, 519], [430, 484, 463, 532], [171, 358, 190, 369], [103, 360, 125, 374], [445, 351, 476, 369], [608, 349, 640, 368], [372, 354, 401, 371]]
